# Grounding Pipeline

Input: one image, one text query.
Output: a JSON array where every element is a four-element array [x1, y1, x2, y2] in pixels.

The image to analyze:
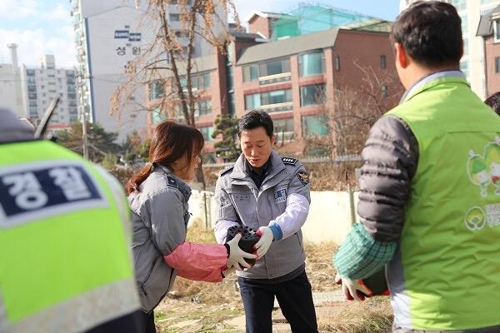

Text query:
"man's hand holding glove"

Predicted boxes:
[[225, 233, 257, 270], [335, 274, 373, 301]]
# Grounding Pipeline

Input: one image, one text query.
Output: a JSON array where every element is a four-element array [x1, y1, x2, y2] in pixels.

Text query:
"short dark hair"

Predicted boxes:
[[238, 110, 274, 138], [485, 92, 500, 116], [391, 1, 462, 69]]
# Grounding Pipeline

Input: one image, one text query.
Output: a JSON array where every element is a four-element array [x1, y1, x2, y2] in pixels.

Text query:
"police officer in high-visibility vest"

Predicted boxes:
[[0, 108, 142, 333]]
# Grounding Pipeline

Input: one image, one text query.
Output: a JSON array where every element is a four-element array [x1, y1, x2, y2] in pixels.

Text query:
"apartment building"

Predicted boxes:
[[400, 0, 500, 99], [147, 26, 400, 160], [0, 44, 78, 127], [19, 55, 78, 127]]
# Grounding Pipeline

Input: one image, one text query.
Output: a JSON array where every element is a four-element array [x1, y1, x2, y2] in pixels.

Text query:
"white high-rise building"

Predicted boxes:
[[0, 45, 78, 125], [69, 0, 227, 142], [399, 0, 500, 99], [19, 55, 78, 126]]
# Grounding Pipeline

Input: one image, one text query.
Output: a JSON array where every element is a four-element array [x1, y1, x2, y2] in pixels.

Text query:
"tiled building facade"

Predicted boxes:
[[147, 23, 401, 161]]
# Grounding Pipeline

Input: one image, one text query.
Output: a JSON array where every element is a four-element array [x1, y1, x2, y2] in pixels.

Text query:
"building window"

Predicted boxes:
[[245, 93, 261, 110], [174, 30, 189, 38], [335, 55, 340, 71], [299, 51, 324, 77], [495, 20, 500, 42], [300, 84, 325, 107], [152, 107, 167, 125], [197, 100, 212, 116], [192, 72, 210, 90], [29, 107, 38, 118], [258, 58, 290, 77], [380, 55, 386, 69], [243, 64, 259, 82], [179, 73, 210, 90], [302, 115, 328, 137], [245, 89, 292, 111], [274, 117, 295, 143], [169, 14, 180, 21], [199, 126, 214, 142], [495, 57, 500, 73], [381, 84, 388, 98], [148, 81, 165, 101]]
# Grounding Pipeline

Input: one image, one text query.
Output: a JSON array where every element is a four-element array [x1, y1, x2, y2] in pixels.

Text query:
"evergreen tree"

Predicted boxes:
[[57, 123, 120, 163], [212, 114, 241, 162]]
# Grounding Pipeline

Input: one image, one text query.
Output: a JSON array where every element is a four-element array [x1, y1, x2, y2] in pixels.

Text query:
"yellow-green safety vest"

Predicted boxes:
[[0, 140, 140, 333], [387, 75, 500, 330]]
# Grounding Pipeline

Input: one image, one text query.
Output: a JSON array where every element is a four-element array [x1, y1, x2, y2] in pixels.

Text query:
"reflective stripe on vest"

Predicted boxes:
[[0, 279, 139, 333], [0, 141, 139, 331]]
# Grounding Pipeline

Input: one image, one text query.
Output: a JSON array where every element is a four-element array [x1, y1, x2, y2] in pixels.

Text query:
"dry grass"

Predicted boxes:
[[153, 223, 393, 332]]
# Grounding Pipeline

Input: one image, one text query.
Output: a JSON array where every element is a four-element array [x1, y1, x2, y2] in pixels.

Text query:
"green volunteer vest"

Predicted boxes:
[[0, 140, 136, 332], [387, 76, 500, 329]]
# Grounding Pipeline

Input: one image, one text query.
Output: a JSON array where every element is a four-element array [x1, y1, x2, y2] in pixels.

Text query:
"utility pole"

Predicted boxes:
[[77, 71, 90, 160], [82, 113, 89, 160]]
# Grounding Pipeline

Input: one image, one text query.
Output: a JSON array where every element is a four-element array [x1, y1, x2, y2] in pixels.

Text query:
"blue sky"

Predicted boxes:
[[0, 0, 400, 68]]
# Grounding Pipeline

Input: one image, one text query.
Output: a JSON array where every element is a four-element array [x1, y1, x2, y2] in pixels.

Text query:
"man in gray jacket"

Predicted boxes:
[[214, 110, 318, 333]]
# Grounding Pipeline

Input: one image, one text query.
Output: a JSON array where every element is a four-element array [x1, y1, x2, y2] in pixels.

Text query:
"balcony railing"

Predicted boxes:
[[259, 72, 291, 86], [257, 102, 293, 113]]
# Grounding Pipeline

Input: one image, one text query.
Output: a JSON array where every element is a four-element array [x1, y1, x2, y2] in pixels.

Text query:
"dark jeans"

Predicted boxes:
[[85, 311, 143, 333], [238, 270, 318, 333], [139, 310, 156, 333]]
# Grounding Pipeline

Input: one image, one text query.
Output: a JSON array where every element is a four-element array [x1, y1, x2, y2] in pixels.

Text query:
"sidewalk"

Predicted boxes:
[[223, 291, 345, 332]]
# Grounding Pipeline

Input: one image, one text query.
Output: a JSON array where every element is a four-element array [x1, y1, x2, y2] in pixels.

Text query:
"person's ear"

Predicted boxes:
[[271, 135, 276, 147], [395, 43, 409, 69]]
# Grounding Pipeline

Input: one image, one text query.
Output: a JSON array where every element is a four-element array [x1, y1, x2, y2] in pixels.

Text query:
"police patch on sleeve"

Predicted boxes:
[[297, 171, 309, 185]]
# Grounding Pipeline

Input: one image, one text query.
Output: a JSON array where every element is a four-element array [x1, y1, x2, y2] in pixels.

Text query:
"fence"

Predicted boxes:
[[188, 189, 359, 246]]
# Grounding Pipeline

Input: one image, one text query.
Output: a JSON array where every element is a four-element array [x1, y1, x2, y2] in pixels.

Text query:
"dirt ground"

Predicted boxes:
[[153, 240, 393, 333]]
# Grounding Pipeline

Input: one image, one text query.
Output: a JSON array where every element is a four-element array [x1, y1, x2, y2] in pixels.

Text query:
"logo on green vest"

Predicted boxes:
[[467, 137, 500, 197], [465, 137, 500, 230], [464, 206, 486, 231]]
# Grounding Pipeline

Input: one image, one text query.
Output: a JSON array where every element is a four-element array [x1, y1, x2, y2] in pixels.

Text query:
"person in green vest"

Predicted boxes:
[[0, 108, 143, 333], [333, 1, 500, 332]]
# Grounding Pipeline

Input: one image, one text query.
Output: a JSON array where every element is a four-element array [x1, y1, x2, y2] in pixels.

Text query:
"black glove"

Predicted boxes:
[[226, 225, 261, 266]]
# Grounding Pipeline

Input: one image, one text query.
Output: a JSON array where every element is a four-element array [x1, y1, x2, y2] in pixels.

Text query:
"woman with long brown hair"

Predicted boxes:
[[126, 120, 255, 333]]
